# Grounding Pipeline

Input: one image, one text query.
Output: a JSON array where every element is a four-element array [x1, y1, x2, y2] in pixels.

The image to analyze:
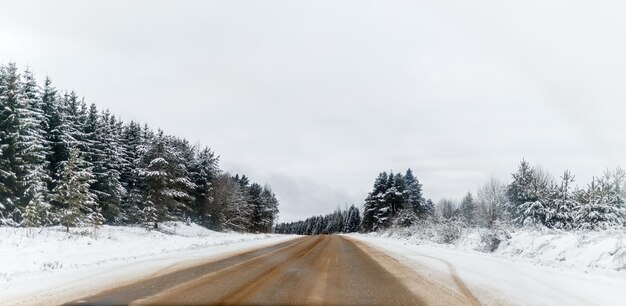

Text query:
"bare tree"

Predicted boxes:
[[436, 199, 457, 220], [476, 178, 508, 228], [208, 173, 251, 231]]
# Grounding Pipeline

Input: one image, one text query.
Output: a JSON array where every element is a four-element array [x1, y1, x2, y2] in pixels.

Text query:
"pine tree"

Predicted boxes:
[[372, 172, 392, 230], [21, 201, 43, 227], [188, 146, 219, 225], [119, 121, 144, 223], [0, 63, 24, 219], [507, 160, 552, 226], [362, 172, 388, 232], [345, 205, 361, 232], [88, 109, 126, 222], [384, 172, 405, 217], [404, 169, 427, 218], [138, 132, 195, 227], [258, 186, 279, 232], [41, 78, 68, 194], [549, 170, 576, 230], [459, 191, 476, 226], [247, 183, 264, 232], [575, 170, 625, 230], [18, 69, 52, 226], [52, 147, 99, 231]]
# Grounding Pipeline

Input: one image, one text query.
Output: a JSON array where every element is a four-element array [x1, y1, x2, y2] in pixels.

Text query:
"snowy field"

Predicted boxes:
[[0, 222, 297, 306], [351, 228, 626, 306]]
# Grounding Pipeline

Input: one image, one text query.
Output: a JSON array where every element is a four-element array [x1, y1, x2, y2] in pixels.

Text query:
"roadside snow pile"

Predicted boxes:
[[376, 224, 626, 272], [496, 229, 626, 272], [0, 222, 273, 284]]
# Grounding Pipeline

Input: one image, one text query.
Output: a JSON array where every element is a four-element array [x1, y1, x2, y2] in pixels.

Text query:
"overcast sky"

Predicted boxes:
[[2, 1, 626, 222]]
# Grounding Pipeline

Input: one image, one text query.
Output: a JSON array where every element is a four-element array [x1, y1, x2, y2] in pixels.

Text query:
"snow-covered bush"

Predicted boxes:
[[436, 220, 464, 244], [478, 226, 511, 252]]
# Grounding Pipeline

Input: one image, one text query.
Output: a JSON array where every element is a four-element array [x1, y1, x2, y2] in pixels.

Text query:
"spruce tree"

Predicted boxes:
[[138, 132, 195, 227], [120, 121, 144, 222], [459, 191, 476, 226], [41, 78, 68, 194], [18, 69, 52, 225], [188, 146, 219, 225], [575, 170, 625, 230], [89, 109, 126, 222], [404, 169, 426, 217], [247, 183, 264, 232], [372, 172, 391, 230], [549, 170, 576, 229], [362, 172, 388, 232], [52, 147, 100, 231], [0, 63, 24, 218], [507, 160, 552, 226]]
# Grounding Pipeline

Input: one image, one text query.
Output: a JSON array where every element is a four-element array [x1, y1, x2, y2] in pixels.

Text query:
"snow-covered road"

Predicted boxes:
[[350, 234, 626, 306]]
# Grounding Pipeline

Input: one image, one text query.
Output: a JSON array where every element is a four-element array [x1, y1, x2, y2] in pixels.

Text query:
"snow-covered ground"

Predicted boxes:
[[351, 230, 626, 306], [0, 222, 297, 306], [374, 226, 626, 273]]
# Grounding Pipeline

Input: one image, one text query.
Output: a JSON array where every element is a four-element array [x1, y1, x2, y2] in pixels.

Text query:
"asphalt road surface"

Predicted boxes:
[[63, 235, 482, 306]]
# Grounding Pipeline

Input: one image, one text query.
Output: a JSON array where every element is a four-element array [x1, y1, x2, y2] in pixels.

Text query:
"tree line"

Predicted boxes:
[[0, 63, 279, 231], [274, 205, 361, 235], [431, 161, 625, 231], [279, 162, 625, 235]]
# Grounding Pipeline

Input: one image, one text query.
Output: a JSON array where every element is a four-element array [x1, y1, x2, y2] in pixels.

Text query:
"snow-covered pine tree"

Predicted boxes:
[[459, 191, 476, 226], [138, 131, 195, 228], [345, 205, 361, 232], [0, 66, 8, 217], [0, 63, 24, 221], [257, 186, 280, 232], [325, 209, 343, 233], [88, 109, 126, 222], [119, 121, 144, 223], [52, 147, 100, 231], [247, 183, 264, 232], [404, 168, 427, 218], [387, 172, 405, 217], [605, 167, 626, 227], [104, 115, 128, 222], [372, 172, 392, 231], [361, 172, 388, 232], [41, 78, 68, 195], [507, 160, 552, 227], [20, 200, 42, 228], [575, 169, 626, 230], [17, 68, 52, 226], [188, 146, 219, 225], [549, 170, 577, 230]]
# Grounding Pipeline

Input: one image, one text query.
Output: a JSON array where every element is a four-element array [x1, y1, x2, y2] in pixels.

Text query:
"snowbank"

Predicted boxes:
[[495, 229, 626, 272], [0, 221, 289, 305], [376, 224, 626, 273]]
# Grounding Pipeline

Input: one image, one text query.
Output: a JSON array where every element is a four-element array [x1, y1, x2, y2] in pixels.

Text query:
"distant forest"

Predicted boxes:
[[276, 163, 626, 234], [0, 63, 278, 232]]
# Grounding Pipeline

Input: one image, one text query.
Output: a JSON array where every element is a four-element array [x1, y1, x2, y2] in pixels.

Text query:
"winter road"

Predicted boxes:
[[62, 235, 482, 306]]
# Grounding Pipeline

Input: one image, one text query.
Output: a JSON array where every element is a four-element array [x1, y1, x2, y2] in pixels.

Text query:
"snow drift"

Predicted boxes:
[[0, 222, 275, 285], [377, 224, 626, 273]]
